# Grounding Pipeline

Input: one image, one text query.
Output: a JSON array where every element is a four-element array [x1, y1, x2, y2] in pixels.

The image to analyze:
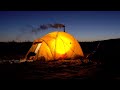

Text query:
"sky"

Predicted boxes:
[[0, 11, 120, 42]]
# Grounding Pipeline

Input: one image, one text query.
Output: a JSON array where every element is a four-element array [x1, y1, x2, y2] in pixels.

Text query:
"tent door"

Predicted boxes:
[[26, 43, 42, 60], [35, 43, 42, 54]]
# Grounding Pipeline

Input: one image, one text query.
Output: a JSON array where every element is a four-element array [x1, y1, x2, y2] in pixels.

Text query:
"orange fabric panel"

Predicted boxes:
[[25, 31, 84, 61]]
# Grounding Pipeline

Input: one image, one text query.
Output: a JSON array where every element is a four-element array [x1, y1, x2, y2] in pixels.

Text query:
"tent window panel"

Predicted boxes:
[[35, 43, 42, 54]]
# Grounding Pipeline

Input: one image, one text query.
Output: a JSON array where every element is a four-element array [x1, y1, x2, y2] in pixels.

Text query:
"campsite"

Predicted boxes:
[[0, 37, 120, 80], [0, 11, 120, 80]]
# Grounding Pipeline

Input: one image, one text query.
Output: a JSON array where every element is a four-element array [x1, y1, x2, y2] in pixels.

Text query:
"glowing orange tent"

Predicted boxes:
[[24, 31, 84, 61]]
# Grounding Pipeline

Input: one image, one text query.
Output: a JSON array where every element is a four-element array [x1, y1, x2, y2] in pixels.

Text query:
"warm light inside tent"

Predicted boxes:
[[25, 31, 84, 61], [35, 43, 42, 53], [55, 35, 72, 55]]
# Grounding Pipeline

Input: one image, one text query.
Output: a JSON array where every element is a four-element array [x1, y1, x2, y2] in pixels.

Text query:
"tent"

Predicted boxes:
[[24, 31, 84, 61]]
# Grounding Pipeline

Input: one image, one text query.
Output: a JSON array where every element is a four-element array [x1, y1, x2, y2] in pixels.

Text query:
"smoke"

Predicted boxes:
[[40, 24, 49, 29], [31, 23, 65, 33], [16, 25, 36, 41], [16, 23, 65, 42], [50, 23, 65, 28]]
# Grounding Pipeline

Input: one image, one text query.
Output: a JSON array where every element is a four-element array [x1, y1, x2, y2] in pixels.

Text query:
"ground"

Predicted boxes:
[[0, 39, 120, 80], [0, 60, 105, 80]]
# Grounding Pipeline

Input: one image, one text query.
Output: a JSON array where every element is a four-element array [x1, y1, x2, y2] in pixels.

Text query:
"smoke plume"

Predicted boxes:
[[16, 23, 65, 41], [31, 23, 65, 33]]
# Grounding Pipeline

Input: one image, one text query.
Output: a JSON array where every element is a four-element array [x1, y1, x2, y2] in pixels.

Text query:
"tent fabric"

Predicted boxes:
[[25, 31, 84, 61]]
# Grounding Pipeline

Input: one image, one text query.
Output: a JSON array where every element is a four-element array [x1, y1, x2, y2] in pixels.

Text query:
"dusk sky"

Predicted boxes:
[[0, 11, 120, 42]]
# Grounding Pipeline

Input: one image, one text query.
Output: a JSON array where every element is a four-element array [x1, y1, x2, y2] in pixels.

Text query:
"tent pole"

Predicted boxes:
[[63, 26, 65, 32]]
